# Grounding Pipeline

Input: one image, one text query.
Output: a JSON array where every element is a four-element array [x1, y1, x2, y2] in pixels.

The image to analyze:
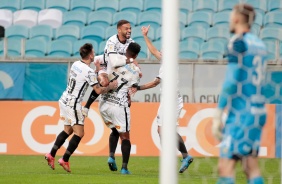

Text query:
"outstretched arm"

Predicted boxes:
[[130, 77, 161, 95], [142, 25, 162, 61]]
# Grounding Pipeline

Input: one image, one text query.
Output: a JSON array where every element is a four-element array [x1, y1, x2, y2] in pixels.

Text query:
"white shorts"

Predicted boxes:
[[59, 101, 85, 126], [156, 101, 183, 126], [99, 101, 130, 133]]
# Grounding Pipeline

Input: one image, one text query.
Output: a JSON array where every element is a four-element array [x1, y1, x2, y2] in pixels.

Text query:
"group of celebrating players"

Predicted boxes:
[[45, 3, 268, 184]]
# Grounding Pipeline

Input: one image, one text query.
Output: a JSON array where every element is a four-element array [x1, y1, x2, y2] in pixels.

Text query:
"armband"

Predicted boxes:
[[137, 86, 141, 90]]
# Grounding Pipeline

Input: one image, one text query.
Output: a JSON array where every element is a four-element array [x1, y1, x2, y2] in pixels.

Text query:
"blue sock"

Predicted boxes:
[[217, 177, 234, 184], [248, 176, 264, 184]]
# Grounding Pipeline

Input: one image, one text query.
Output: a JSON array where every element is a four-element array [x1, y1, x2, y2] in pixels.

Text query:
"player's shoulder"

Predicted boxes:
[[228, 34, 248, 53], [107, 34, 119, 44], [127, 38, 134, 43]]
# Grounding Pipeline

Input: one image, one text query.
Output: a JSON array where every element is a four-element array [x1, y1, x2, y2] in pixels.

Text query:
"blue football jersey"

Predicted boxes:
[[218, 33, 268, 122]]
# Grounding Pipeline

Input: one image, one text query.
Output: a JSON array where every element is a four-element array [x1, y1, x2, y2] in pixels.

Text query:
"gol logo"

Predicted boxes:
[[151, 108, 224, 156], [21, 105, 110, 154]]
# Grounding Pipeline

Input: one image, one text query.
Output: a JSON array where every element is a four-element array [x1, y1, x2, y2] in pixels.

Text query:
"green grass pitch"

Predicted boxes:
[[0, 155, 280, 184]]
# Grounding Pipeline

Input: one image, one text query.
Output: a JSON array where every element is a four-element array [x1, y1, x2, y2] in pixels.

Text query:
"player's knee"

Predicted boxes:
[[120, 132, 130, 141]]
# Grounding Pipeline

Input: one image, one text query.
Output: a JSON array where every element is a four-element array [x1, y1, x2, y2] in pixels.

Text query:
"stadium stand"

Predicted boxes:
[[179, 12, 187, 28], [179, 40, 200, 59], [13, 9, 38, 28], [144, 0, 162, 12], [56, 25, 80, 42], [88, 11, 112, 29], [181, 26, 206, 45], [29, 25, 53, 41], [0, 9, 13, 28], [268, 0, 282, 12], [72, 39, 99, 58], [264, 11, 282, 28], [98, 40, 107, 55], [131, 26, 155, 42], [207, 27, 230, 46], [81, 25, 105, 43], [179, 0, 193, 14], [119, 0, 143, 14], [25, 38, 48, 57], [63, 10, 87, 28], [46, 0, 70, 12], [0, 39, 22, 56], [113, 11, 137, 27], [70, 0, 95, 13], [213, 11, 230, 27], [246, 0, 267, 14], [188, 11, 213, 29], [105, 26, 117, 40], [5, 25, 29, 40], [95, 0, 119, 13], [21, 0, 45, 12], [38, 9, 63, 29], [155, 27, 162, 41], [200, 41, 226, 59], [48, 40, 72, 58], [0, 0, 21, 12], [218, 0, 240, 12], [193, 0, 217, 12], [136, 40, 148, 59], [138, 11, 161, 32]]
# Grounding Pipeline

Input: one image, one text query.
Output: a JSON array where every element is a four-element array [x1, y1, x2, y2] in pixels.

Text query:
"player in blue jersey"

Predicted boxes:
[[212, 4, 267, 184]]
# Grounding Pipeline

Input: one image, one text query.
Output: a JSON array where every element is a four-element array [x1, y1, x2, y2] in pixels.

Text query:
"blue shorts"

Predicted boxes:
[[220, 113, 266, 159]]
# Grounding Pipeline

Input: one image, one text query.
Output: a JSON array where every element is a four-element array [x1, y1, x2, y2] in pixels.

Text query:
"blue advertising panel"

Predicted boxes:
[[276, 104, 282, 158], [0, 63, 26, 99], [23, 63, 68, 101]]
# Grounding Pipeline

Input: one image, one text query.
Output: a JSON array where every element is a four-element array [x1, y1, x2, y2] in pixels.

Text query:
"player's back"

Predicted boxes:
[[227, 33, 267, 116]]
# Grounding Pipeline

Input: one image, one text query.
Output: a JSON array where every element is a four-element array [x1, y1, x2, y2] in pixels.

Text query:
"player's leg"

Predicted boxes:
[[217, 158, 237, 184], [242, 156, 264, 184], [108, 128, 119, 171], [177, 133, 194, 173], [120, 132, 131, 174]]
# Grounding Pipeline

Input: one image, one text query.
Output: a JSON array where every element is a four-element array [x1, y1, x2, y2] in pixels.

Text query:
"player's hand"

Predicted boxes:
[[108, 80, 118, 90], [141, 25, 150, 36], [129, 87, 138, 96], [212, 109, 223, 141]]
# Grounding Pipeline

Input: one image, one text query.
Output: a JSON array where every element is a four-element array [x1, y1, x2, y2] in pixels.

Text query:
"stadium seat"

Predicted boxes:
[[119, 0, 143, 14], [48, 40, 72, 58], [138, 11, 162, 32], [5, 25, 29, 40], [213, 11, 231, 27], [29, 25, 53, 41], [131, 26, 154, 42], [263, 40, 278, 56], [56, 25, 80, 42], [46, 0, 70, 12], [155, 27, 162, 41], [0, 0, 20, 12], [144, 0, 161, 12], [70, 0, 95, 13], [63, 11, 87, 28], [264, 11, 282, 28], [193, 0, 217, 12], [99, 40, 106, 55], [268, 0, 282, 12], [113, 12, 137, 27], [179, 12, 187, 28], [88, 11, 112, 29], [254, 11, 264, 27], [38, 9, 63, 29], [181, 26, 206, 45], [136, 40, 148, 59], [246, 0, 267, 14], [25, 38, 48, 57], [179, 40, 199, 59], [81, 25, 105, 43], [95, 0, 119, 13], [21, 0, 45, 12], [72, 39, 99, 58], [260, 27, 282, 42], [0, 39, 23, 57], [251, 24, 261, 36], [207, 27, 230, 46], [105, 26, 117, 40], [200, 41, 225, 59], [188, 12, 213, 29], [218, 0, 240, 12], [13, 10, 38, 28], [0, 9, 13, 28], [179, 0, 193, 14]]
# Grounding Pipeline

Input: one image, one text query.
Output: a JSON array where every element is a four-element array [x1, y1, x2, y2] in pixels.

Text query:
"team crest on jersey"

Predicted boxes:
[[108, 44, 115, 52]]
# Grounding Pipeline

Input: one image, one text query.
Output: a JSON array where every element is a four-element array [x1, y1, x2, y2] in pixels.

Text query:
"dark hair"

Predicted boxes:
[[234, 4, 256, 28], [117, 20, 130, 28], [79, 43, 93, 59], [126, 42, 141, 58]]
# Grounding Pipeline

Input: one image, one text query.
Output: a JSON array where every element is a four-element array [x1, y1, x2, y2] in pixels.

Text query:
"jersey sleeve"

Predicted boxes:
[[85, 69, 98, 86], [156, 65, 163, 79], [218, 35, 247, 110]]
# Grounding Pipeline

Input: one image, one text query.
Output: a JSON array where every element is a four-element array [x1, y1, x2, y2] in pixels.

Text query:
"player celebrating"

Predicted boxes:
[[83, 19, 135, 114], [44, 43, 118, 172], [99, 42, 141, 174], [212, 4, 267, 184], [130, 25, 193, 173]]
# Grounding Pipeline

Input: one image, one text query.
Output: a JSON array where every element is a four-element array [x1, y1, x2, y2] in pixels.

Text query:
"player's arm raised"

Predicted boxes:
[[142, 25, 161, 61]]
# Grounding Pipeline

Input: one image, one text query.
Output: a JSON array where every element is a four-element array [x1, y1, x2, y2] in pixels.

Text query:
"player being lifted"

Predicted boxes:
[[44, 43, 118, 172], [212, 4, 267, 184], [130, 25, 193, 173], [98, 42, 142, 174], [83, 19, 136, 114]]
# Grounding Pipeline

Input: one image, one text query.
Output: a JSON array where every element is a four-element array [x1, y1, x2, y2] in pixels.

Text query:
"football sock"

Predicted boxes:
[[121, 139, 131, 169], [85, 90, 99, 109], [177, 133, 188, 159], [217, 177, 234, 184], [248, 177, 264, 184], [63, 134, 81, 162], [50, 131, 69, 157], [109, 128, 119, 159]]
